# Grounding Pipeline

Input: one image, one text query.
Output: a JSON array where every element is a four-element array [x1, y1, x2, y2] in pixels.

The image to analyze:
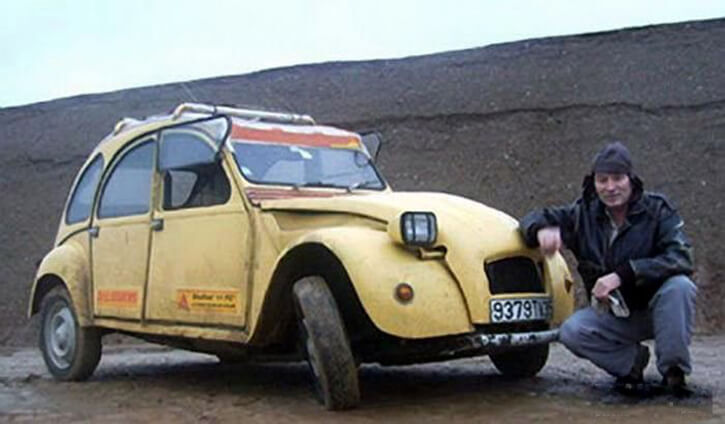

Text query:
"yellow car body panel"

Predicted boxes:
[[264, 226, 473, 339], [29, 234, 92, 325], [144, 178, 250, 328], [544, 253, 576, 325], [91, 214, 150, 320]]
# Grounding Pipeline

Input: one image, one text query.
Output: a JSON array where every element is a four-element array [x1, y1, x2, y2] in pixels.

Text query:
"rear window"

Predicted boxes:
[[66, 155, 104, 224]]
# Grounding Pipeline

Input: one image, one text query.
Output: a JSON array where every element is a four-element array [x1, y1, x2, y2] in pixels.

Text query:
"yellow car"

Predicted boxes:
[[29, 103, 575, 410]]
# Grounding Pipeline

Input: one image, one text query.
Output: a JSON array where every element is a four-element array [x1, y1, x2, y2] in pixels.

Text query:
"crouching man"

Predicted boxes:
[[520, 141, 697, 396]]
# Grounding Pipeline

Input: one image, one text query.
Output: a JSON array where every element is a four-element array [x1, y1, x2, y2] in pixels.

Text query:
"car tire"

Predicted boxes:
[[490, 344, 549, 378], [293, 276, 360, 410], [39, 286, 101, 381]]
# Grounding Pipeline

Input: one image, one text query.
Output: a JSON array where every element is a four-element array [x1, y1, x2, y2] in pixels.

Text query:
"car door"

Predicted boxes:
[[91, 137, 156, 320], [144, 118, 250, 328]]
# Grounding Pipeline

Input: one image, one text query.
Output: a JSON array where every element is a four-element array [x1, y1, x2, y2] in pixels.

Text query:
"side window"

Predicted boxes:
[[164, 169, 198, 208], [66, 155, 104, 224], [163, 164, 230, 210], [160, 129, 230, 210], [98, 140, 154, 218]]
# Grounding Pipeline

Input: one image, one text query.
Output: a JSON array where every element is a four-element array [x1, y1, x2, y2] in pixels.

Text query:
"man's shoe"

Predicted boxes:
[[614, 375, 649, 396], [663, 366, 692, 398], [614, 345, 650, 396]]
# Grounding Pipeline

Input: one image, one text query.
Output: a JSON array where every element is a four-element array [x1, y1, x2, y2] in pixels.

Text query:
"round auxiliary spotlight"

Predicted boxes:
[[394, 283, 414, 304]]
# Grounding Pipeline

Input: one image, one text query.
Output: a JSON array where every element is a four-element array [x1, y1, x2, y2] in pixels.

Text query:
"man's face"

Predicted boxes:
[[594, 173, 632, 209]]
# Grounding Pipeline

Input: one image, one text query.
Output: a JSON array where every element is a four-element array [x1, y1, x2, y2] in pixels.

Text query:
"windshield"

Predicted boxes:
[[231, 140, 386, 190]]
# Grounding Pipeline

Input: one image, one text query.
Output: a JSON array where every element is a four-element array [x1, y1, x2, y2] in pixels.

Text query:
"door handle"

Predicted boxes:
[[88, 227, 99, 238], [151, 218, 164, 232]]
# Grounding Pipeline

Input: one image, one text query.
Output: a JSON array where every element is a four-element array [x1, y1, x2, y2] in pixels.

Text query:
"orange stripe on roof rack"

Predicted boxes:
[[230, 125, 360, 148]]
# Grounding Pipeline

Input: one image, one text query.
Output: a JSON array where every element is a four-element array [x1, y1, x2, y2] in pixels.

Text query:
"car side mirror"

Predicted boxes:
[[360, 131, 383, 162]]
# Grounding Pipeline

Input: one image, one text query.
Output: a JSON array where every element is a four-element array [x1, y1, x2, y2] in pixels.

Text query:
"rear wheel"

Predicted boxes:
[[293, 276, 360, 410], [39, 286, 101, 381], [490, 344, 549, 378]]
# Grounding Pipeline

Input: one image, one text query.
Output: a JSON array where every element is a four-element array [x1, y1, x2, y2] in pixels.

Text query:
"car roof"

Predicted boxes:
[[88, 103, 362, 164]]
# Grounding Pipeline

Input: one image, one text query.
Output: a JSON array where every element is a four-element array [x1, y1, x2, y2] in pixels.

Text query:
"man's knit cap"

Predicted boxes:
[[592, 141, 633, 174]]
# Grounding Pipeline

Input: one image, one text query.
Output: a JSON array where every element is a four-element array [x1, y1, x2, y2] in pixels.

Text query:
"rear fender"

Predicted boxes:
[[28, 242, 92, 325]]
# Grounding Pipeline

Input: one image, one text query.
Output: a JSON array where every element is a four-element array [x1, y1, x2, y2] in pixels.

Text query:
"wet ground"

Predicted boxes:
[[0, 336, 722, 423]]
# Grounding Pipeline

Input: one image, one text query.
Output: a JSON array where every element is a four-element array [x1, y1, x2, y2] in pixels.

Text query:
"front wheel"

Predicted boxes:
[[293, 276, 360, 410], [39, 286, 102, 381], [490, 344, 549, 378]]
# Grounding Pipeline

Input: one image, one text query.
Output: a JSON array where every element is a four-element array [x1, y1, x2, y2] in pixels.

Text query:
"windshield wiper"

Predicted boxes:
[[292, 179, 381, 192], [346, 179, 381, 193]]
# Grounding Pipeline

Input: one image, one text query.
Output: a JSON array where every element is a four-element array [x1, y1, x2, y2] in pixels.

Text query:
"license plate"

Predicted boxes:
[[490, 297, 552, 323]]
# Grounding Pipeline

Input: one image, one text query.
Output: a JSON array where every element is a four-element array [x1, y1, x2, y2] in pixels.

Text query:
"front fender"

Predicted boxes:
[[544, 253, 575, 325], [28, 241, 92, 325], [293, 227, 473, 339]]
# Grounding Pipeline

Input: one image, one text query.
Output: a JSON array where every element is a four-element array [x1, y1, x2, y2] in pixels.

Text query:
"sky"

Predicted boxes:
[[1, 0, 723, 108]]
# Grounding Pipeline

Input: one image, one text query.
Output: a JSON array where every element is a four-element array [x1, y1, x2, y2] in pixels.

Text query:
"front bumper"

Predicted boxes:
[[361, 326, 560, 365], [477, 328, 559, 348]]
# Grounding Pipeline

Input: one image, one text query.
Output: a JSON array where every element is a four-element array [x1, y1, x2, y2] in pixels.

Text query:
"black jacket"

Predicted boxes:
[[519, 175, 694, 310]]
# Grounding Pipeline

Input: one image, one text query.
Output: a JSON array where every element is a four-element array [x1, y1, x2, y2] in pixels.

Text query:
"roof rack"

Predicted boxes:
[[171, 102, 316, 125], [112, 117, 142, 135]]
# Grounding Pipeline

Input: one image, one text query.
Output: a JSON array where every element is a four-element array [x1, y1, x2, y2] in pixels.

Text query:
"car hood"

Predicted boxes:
[[259, 191, 521, 246]]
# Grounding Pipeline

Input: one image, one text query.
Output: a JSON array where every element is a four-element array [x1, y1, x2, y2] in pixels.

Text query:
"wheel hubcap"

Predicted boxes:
[[44, 305, 76, 369]]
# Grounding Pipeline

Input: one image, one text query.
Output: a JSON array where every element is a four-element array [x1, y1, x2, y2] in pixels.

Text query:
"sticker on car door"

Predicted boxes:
[[96, 289, 140, 308], [176, 289, 241, 314]]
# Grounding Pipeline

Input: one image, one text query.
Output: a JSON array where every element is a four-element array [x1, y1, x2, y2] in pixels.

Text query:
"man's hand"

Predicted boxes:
[[592, 273, 622, 301], [536, 226, 562, 256]]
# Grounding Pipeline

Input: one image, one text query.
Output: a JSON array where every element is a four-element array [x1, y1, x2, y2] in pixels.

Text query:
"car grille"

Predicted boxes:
[[485, 256, 544, 294]]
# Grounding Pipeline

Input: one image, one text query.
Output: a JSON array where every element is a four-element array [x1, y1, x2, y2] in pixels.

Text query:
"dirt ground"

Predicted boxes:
[[0, 337, 722, 423]]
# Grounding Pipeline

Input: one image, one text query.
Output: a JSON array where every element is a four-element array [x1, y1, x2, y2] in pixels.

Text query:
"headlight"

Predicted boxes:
[[400, 212, 437, 247]]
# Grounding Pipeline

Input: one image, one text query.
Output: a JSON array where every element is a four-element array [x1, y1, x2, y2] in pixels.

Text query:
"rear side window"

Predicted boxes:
[[66, 155, 104, 224], [98, 140, 155, 218]]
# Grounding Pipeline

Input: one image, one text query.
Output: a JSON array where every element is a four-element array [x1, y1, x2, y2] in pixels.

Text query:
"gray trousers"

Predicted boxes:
[[559, 275, 697, 378]]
